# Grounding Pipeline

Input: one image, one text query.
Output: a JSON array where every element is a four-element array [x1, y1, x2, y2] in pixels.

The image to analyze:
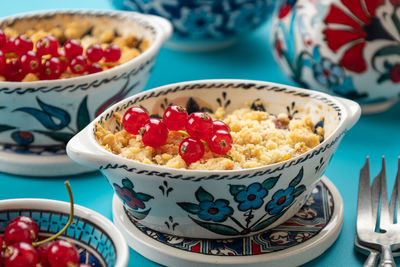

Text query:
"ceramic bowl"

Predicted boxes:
[[0, 198, 129, 267], [271, 0, 400, 113], [0, 9, 172, 152], [67, 79, 360, 239], [112, 0, 275, 51]]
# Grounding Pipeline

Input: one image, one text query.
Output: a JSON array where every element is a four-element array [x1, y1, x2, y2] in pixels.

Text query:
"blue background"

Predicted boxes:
[[1, 1, 400, 266]]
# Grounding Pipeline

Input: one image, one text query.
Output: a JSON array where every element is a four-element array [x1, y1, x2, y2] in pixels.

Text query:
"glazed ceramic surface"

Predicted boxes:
[[112, 0, 275, 51], [0, 9, 172, 152], [67, 79, 360, 239], [0, 198, 129, 267], [113, 176, 343, 267], [271, 0, 400, 113]]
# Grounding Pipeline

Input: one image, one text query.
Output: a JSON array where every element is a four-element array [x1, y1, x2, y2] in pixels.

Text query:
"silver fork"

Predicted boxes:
[[356, 157, 400, 267]]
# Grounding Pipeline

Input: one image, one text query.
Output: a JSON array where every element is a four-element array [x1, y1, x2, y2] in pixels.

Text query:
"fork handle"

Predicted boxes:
[[379, 245, 396, 267], [363, 250, 379, 267]]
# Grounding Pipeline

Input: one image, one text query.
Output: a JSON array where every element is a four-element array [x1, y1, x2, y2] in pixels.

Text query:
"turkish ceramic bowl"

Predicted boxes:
[[0, 9, 172, 152], [67, 79, 360, 239], [112, 0, 275, 51], [271, 0, 400, 113], [0, 198, 129, 267]]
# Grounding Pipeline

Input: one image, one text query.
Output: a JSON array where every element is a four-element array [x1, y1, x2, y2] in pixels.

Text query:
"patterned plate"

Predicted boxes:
[[112, 176, 343, 267], [0, 145, 93, 177]]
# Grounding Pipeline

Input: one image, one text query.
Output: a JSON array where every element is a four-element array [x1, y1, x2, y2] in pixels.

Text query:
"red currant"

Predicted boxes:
[[87, 63, 103, 74], [211, 120, 230, 132], [48, 240, 79, 267], [163, 105, 188, 131], [208, 130, 233, 155], [36, 36, 59, 56], [0, 50, 6, 74], [140, 118, 169, 148], [64, 39, 83, 60], [179, 137, 205, 165], [123, 106, 150, 135], [70, 55, 87, 74], [57, 49, 68, 73], [4, 59, 25, 81], [0, 30, 6, 49], [104, 44, 121, 62], [86, 44, 103, 63], [20, 51, 41, 74], [186, 112, 213, 140], [3, 37, 16, 54], [4, 220, 38, 245], [14, 35, 33, 56], [2, 242, 39, 267], [42, 57, 62, 80]]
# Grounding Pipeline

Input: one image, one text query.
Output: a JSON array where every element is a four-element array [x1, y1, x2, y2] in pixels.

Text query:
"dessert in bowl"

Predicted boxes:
[[0, 9, 172, 151], [67, 79, 360, 239]]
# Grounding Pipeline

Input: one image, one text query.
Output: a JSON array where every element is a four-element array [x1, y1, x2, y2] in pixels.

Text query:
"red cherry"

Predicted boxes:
[[211, 120, 230, 132], [208, 130, 233, 155], [48, 240, 79, 267], [9, 216, 39, 239], [4, 220, 38, 245], [42, 57, 62, 80], [37, 241, 54, 267], [0, 30, 6, 49], [86, 44, 103, 63], [64, 39, 83, 60], [140, 118, 169, 148], [122, 106, 150, 135], [20, 51, 41, 74], [4, 59, 25, 81], [2, 242, 38, 267], [14, 35, 33, 56], [179, 137, 205, 165], [87, 63, 103, 74], [185, 112, 213, 140], [36, 36, 59, 56], [104, 44, 121, 62], [163, 105, 188, 131], [70, 55, 87, 74]]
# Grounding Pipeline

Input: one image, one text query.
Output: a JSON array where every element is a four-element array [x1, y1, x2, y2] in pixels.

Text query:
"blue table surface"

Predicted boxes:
[[1, 1, 400, 266]]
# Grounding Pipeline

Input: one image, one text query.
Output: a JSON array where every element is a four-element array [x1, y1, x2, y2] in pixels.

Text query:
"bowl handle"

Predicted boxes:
[[147, 15, 173, 43], [66, 125, 106, 170], [333, 96, 361, 130]]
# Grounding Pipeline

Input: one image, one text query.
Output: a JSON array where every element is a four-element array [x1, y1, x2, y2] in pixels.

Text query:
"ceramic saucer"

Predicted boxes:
[[112, 176, 343, 267], [0, 145, 93, 177]]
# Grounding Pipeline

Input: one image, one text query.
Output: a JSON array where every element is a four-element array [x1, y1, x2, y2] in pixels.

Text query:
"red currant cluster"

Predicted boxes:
[[122, 105, 233, 165], [0, 215, 87, 267], [0, 30, 121, 81]]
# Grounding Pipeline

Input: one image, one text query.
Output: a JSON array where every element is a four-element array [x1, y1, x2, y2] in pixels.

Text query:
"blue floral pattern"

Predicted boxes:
[[266, 187, 295, 215], [313, 59, 344, 87], [233, 183, 267, 211], [198, 199, 233, 222]]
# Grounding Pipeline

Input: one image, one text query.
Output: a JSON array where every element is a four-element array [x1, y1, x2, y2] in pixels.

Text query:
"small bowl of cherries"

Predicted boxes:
[[0, 182, 129, 267]]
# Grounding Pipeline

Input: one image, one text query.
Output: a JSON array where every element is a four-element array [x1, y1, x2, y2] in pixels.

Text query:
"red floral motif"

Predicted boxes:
[[390, 0, 400, 5], [323, 0, 385, 73], [390, 64, 400, 83], [115, 184, 145, 210]]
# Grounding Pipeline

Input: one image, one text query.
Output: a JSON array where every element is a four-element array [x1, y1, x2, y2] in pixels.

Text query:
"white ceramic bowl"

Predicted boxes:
[[0, 9, 172, 151], [271, 0, 400, 113], [0, 198, 129, 267], [67, 79, 360, 239]]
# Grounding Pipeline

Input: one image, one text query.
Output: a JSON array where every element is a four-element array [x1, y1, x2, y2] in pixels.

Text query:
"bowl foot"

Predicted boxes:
[[361, 97, 398, 114]]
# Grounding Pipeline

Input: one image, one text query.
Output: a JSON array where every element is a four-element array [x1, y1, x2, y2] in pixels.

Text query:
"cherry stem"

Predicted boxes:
[[177, 130, 189, 137], [32, 181, 74, 247]]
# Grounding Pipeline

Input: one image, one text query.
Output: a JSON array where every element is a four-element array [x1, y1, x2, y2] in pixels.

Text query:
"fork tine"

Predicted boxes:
[[357, 157, 373, 231], [389, 157, 400, 223], [396, 157, 400, 223], [377, 157, 391, 230]]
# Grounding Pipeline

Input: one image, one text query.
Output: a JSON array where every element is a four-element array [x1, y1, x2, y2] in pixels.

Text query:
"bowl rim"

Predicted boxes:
[[81, 78, 356, 175], [0, 197, 129, 267], [0, 9, 168, 86]]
